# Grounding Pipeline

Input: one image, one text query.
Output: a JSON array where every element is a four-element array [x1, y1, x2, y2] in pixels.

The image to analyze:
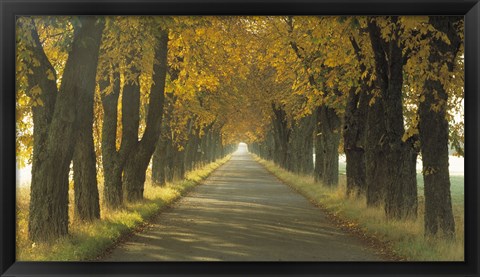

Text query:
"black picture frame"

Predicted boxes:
[[1, 0, 479, 276]]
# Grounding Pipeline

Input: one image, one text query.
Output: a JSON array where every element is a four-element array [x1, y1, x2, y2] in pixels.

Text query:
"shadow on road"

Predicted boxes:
[[105, 151, 382, 261]]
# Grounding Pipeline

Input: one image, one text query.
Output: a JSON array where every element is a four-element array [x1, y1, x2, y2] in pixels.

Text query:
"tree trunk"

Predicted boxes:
[[28, 17, 104, 242], [289, 115, 315, 175], [199, 129, 208, 165], [100, 58, 141, 208], [100, 69, 122, 208], [207, 131, 215, 163], [151, 92, 178, 186], [183, 122, 198, 172], [72, 17, 106, 221], [384, 140, 419, 220], [421, 79, 455, 237], [124, 29, 168, 202], [214, 131, 223, 160], [344, 87, 368, 196], [320, 106, 341, 186], [345, 37, 370, 197], [368, 17, 418, 220], [420, 16, 462, 238], [314, 107, 324, 182], [265, 130, 275, 160], [289, 121, 300, 174], [151, 132, 168, 186], [72, 44, 101, 221], [364, 92, 388, 206], [271, 103, 290, 170], [73, 128, 100, 221], [173, 145, 186, 180], [22, 17, 60, 242]]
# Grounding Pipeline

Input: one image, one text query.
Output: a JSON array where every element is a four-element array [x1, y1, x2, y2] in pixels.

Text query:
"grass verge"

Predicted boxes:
[[254, 155, 464, 261], [16, 155, 231, 261]]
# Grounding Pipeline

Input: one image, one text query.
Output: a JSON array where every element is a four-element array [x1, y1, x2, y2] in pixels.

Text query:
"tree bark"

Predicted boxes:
[[199, 127, 209, 165], [72, 37, 102, 221], [265, 130, 275, 160], [420, 16, 462, 238], [151, 92, 177, 185], [368, 17, 418, 220], [289, 115, 315, 175], [344, 37, 370, 197], [72, 17, 106, 221], [183, 121, 198, 172], [22, 18, 59, 241], [319, 106, 341, 186], [313, 107, 324, 182], [207, 130, 215, 163], [27, 17, 104, 242], [100, 57, 141, 208], [100, 68, 121, 208], [173, 144, 186, 180], [364, 93, 388, 206], [271, 103, 290, 170], [421, 78, 455, 237], [151, 131, 168, 186], [344, 86, 368, 196], [124, 29, 168, 202]]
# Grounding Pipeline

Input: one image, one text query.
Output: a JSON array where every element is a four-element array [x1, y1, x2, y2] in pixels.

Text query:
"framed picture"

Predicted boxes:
[[1, 0, 479, 276]]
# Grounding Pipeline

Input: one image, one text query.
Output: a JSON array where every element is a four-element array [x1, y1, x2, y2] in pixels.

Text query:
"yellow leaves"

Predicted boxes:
[[325, 77, 335, 88], [430, 101, 445, 113], [434, 29, 451, 45], [15, 16, 466, 159], [46, 69, 55, 80], [375, 18, 395, 42], [361, 70, 369, 80], [17, 94, 30, 106], [33, 98, 44, 107], [195, 28, 205, 36], [32, 58, 41, 67], [399, 16, 428, 31], [324, 58, 336, 67], [28, 85, 45, 107], [402, 127, 419, 142], [32, 18, 72, 89], [29, 85, 42, 96], [341, 221, 359, 229], [16, 132, 33, 168]]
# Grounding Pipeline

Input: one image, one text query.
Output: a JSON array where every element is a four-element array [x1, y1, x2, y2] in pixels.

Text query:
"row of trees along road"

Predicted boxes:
[[247, 16, 463, 239], [16, 16, 463, 243]]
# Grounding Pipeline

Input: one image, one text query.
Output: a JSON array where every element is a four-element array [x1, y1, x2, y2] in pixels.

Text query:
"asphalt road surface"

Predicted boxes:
[[104, 148, 382, 261]]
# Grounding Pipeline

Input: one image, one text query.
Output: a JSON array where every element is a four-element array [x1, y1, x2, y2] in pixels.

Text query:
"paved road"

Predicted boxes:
[[105, 149, 382, 261]]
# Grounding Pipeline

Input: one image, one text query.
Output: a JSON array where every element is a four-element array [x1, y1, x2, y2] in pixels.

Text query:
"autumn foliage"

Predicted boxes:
[[16, 16, 463, 243]]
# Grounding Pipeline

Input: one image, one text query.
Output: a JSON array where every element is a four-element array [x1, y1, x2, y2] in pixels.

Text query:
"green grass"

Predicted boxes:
[[16, 156, 231, 261], [255, 155, 464, 261]]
